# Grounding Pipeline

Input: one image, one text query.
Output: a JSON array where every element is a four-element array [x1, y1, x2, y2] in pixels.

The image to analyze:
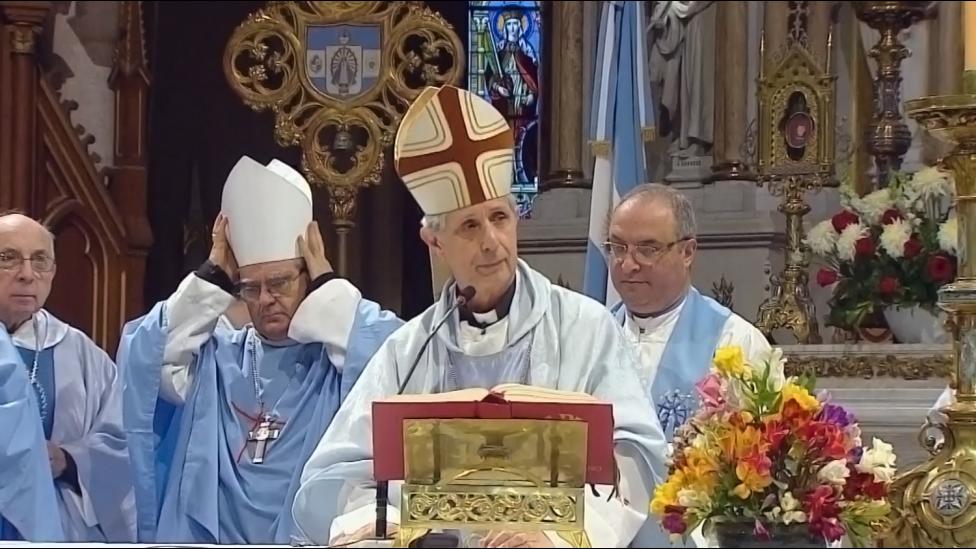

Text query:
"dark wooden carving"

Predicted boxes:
[[0, 1, 152, 355]]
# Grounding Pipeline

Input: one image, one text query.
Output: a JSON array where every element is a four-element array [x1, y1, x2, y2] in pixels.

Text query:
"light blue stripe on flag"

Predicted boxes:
[[582, 0, 654, 307]]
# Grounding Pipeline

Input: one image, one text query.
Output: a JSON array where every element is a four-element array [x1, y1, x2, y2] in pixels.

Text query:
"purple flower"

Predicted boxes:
[[662, 512, 687, 534], [849, 445, 864, 463], [754, 519, 771, 540], [818, 403, 853, 428]]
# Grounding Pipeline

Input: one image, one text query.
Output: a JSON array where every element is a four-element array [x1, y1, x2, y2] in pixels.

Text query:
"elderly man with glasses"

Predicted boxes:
[[118, 157, 403, 545], [0, 212, 134, 543], [605, 184, 769, 547]]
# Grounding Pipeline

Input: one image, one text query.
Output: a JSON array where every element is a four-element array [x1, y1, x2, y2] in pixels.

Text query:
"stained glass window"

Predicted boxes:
[[467, 1, 542, 219]]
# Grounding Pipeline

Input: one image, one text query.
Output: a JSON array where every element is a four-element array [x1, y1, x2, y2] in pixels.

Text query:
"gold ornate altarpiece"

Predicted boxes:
[[397, 417, 592, 548], [223, 1, 464, 275], [754, 33, 836, 345]]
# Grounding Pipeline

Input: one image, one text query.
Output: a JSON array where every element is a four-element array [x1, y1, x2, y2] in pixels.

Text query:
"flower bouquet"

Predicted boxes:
[[806, 167, 957, 333], [650, 346, 896, 547]]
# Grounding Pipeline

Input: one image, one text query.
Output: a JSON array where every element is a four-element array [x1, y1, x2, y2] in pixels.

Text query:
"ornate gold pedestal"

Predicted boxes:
[[397, 418, 591, 548], [853, 1, 932, 187], [881, 89, 976, 547]]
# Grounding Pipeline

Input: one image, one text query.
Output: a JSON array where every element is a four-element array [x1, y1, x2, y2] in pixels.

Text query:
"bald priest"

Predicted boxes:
[[117, 157, 403, 544], [292, 85, 670, 548]]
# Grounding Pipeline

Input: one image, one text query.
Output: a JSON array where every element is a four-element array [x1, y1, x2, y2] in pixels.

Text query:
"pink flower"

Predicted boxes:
[[810, 517, 845, 542], [695, 373, 725, 408], [754, 519, 770, 540]]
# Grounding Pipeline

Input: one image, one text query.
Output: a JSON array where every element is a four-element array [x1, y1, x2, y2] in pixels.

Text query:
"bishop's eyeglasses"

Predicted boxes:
[[0, 250, 56, 273], [602, 238, 690, 265], [236, 269, 306, 303]]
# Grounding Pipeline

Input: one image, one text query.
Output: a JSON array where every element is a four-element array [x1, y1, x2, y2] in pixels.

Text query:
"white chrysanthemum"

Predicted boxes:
[[806, 220, 837, 256], [879, 218, 911, 258], [836, 222, 867, 262], [851, 189, 895, 224], [939, 216, 958, 255], [911, 166, 954, 201]]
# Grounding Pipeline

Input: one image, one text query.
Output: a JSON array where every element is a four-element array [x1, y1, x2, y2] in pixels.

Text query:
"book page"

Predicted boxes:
[[490, 383, 603, 404], [377, 385, 603, 404], [378, 387, 490, 403]]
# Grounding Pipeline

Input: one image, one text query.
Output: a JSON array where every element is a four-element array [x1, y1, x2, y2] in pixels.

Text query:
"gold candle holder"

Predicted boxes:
[[880, 71, 976, 547]]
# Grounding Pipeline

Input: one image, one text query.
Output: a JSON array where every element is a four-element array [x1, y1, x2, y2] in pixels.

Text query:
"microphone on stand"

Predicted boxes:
[[396, 285, 476, 395], [375, 286, 477, 541]]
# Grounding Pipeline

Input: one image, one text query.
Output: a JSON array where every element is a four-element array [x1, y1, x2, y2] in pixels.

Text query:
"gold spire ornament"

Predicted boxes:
[[753, 27, 837, 344]]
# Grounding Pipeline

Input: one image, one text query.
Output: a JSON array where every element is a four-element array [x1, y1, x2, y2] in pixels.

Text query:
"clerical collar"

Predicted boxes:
[[459, 278, 517, 329], [630, 291, 687, 319]]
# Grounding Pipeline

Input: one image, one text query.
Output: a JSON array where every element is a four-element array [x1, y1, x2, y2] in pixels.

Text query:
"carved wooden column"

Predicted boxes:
[[0, 1, 51, 211], [711, 1, 753, 181], [544, 1, 587, 190], [108, 0, 152, 320]]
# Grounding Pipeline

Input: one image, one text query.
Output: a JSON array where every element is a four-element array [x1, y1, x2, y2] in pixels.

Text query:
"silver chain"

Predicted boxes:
[[247, 331, 289, 421], [28, 314, 47, 421], [247, 334, 265, 414]]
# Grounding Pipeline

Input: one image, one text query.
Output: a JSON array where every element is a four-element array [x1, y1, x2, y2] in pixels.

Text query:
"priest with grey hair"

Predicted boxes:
[[0, 212, 134, 542], [293, 84, 670, 548]]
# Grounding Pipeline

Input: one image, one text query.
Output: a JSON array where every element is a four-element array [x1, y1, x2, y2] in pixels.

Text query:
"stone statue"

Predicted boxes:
[[649, 1, 716, 159]]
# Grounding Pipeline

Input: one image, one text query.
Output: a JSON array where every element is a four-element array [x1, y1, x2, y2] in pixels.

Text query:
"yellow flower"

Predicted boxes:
[[781, 382, 819, 412], [682, 450, 719, 494], [713, 346, 751, 379], [721, 425, 763, 461], [731, 453, 773, 500], [651, 472, 685, 515]]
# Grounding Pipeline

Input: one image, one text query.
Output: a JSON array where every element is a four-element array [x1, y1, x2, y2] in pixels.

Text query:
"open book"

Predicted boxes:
[[379, 383, 603, 404], [372, 384, 615, 484]]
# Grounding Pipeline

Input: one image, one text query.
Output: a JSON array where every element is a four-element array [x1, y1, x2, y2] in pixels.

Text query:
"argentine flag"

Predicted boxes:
[[582, 0, 656, 307]]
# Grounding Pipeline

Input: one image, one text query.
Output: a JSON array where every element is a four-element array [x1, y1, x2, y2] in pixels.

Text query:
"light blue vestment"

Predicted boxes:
[[119, 288, 401, 544], [613, 288, 732, 548], [0, 328, 64, 542], [612, 287, 731, 438]]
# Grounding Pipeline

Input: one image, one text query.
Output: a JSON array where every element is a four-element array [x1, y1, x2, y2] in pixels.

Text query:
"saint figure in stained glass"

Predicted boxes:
[[468, 1, 542, 218]]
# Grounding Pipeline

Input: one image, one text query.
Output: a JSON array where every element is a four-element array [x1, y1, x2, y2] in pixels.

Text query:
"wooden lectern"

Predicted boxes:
[[372, 385, 615, 548]]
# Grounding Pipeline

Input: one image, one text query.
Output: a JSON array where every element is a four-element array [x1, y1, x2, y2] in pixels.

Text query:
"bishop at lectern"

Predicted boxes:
[[292, 84, 671, 547]]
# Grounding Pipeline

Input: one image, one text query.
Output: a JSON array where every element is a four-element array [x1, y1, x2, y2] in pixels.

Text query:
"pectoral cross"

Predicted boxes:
[[247, 415, 281, 464]]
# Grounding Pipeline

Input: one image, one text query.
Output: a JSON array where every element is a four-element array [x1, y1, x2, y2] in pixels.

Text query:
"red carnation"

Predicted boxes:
[[831, 210, 859, 232], [879, 276, 900, 296], [927, 254, 956, 284], [855, 237, 875, 257], [903, 237, 923, 259], [881, 209, 903, 224], [816, 268, 839, 287]]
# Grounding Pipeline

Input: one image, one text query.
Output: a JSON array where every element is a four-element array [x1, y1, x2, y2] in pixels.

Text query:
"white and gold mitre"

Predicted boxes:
[[393, 85, 515, 215], [220, 156, 313, 267]]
